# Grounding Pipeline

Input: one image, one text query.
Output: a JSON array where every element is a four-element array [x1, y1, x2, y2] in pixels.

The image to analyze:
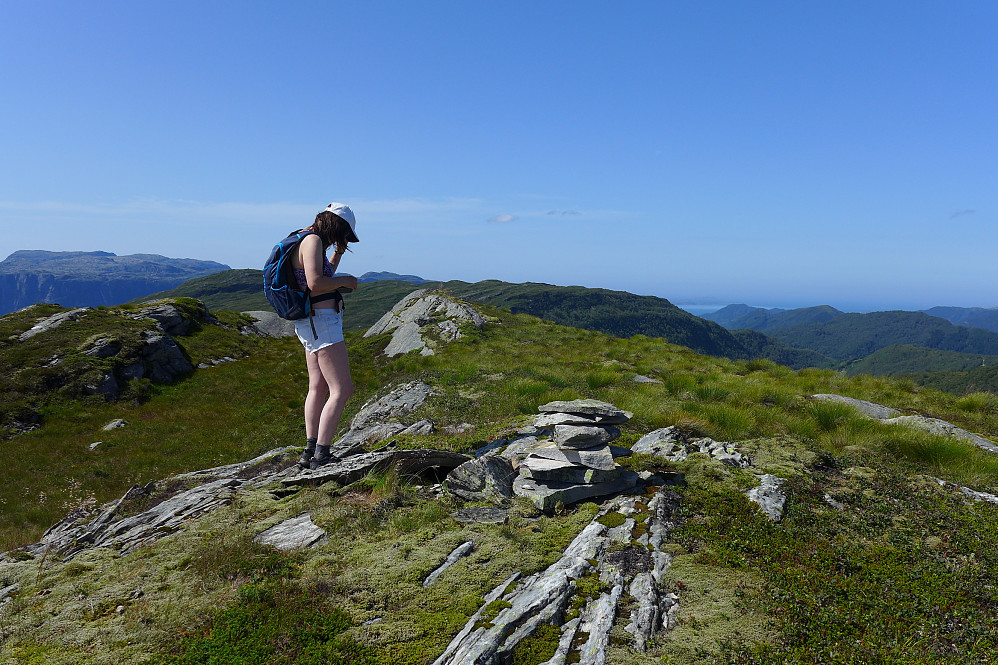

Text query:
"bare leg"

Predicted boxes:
[[315, 341, 354, 446], [303, 348, 329, 439]]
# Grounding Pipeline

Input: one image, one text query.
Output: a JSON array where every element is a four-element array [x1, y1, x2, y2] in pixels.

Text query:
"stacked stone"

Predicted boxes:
[[513, 399, 639, 511]]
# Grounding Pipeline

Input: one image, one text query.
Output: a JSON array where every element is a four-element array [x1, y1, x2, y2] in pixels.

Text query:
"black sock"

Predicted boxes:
[[314, 443, 330, 460], [305, 437, 317, 452]]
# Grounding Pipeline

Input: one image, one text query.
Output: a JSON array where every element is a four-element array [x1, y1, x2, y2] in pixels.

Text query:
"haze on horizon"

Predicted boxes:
[[1, 2, 995, 313]]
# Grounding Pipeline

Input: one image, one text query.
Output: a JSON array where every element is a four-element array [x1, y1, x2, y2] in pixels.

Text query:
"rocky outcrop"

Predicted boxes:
[[18, 308, 90, 341], [632, 426, 751, 468], [283, 449, 471, 488], [241, 310, 296, 338], [330, 381, 435, 458], [811, 394, 900, 420], [433, 488, 682, 664], [365, 290, 486, 357], [812, 394, 998, 454], [28, 447, 299, 560]]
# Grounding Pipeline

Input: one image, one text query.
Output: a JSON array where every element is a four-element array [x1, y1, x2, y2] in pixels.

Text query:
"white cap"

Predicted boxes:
[[323, 202, 359, 242]]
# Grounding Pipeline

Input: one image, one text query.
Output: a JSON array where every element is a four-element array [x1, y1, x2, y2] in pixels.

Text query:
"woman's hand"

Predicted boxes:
[[336, 275, 359, 291]]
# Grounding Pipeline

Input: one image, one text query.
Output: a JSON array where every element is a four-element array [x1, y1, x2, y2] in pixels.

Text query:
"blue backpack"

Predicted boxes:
[[263, 230, 314, 322]]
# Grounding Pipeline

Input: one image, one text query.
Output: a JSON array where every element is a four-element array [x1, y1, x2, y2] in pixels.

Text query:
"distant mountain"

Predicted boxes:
[[729, 329, 836, 369], [703, 304, 844, 332], [0, 250, 229, 315], [766, 311, 998, 360], [921, 306, 998, 334], [842, 344, 998, 377], [359, 271, 428, 283]]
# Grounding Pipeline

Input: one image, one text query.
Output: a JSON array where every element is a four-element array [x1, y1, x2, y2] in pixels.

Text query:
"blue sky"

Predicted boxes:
[[1, 1, 995, 311]]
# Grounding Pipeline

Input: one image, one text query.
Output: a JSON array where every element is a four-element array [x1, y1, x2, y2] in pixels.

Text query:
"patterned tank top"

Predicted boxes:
[[293, 255, 334, 290]]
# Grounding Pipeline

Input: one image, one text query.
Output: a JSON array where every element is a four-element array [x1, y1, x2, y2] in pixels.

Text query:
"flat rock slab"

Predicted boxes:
[[632, 374, 662, 384], [527, 442, 616, 471], [521, 457, 628, 485], [242, 311, 296, 337], [811, 394, 900, 420], [883, 415, 998, 453], [513, 471, 639, 511], [631, 426, 683, 456], [351, 381, 434, 430], [254, 513, 325, 550], [537, 399, 632, 422], [19, 308, 90, 341], [445, 455, 516, 502], [553, 425, 620, 449], [534, 412, 604, 428], [284, 449, 471, 488]]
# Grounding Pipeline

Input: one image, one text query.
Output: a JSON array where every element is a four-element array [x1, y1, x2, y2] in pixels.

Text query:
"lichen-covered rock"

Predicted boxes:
[[284, 449, 471, 488], [18, 308, 90, 341], [883, 415, 998, 453], [632, 427, 751, 467], [242, 310, 296, 338], [526, 442, 617, 471], [351, 381, 435, 430], [423, 541, 475, 587], [445, 456, 516, 503], [365, 290, 485, 357], [140, 332, 193, 383], [747, 474, 786, 521], [254, 513, 325, 550], [811, 394, 900, 420]]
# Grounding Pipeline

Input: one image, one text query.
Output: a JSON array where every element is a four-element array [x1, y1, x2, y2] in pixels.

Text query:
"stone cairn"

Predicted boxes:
[[513, 399, 639, 511]]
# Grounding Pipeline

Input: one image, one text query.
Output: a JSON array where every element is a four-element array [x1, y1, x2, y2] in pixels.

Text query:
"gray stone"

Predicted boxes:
[[351, 381, 434, 430], [530, 441, 617, 471], [284, 449, 471, 488], [528, 443, 616, 471], [242, 310, 296, 337], [520, 456, 627, 485], [445, 455, 516, 502], [88, 441, 102, 451], [140, 332, 193, 383], [823, 493, 845, 511], [553, 425, 620, 449], [631, 427, 683, 456], [578, 583, 623, 665], [330, 422, 406, 458], [883, 415, 998, 453], [139, 303, 192, 336], [254, 513, 325, 550], [533, 412, 601, 428], [402, 419, 435, 435], [81, 337, 122, 358], [632, 374, 662, 384], [384, 320, 426, 356], [474, 439, 509, 457], [19, 308, 90, 341], [747, 474, 786, 522], [423, 541, 475, 587], [811, 394, 900, 420], [84, 372, 119, 399], [513, 472, 639, 511], [537, 399, 632, 421], [501, 435, 547, 463], [538, 618, 580, 665], [102, 419, 127, 431], [608, 445, 632, 458]]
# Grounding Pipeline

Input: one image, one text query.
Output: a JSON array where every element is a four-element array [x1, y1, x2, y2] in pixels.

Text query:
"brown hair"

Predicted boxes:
[[309, 211, 354, 253]]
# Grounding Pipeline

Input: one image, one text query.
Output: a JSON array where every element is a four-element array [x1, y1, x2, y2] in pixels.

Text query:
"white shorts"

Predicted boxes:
[[295, 309, 344, 353]]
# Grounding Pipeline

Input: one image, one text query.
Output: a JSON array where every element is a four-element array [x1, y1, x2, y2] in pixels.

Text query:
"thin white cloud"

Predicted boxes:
[[546, 209, 582, 216], [950, 209, 976, 219], [488, 214, 518, 223]]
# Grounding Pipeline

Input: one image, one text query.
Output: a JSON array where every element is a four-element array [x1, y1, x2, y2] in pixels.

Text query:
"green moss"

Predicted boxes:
[[511, 623, 561, 665], [573, 572, 608, 599], [473, 598, 512, 630], [596, 512, 627, 529]]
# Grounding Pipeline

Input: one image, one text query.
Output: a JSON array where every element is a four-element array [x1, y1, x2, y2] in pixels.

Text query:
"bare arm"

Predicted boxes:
[[300, 234, 357, 294]]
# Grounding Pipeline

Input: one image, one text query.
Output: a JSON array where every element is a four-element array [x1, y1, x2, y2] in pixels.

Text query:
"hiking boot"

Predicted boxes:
[[297, 448, 315, 470], [309, 453, 332, 470]]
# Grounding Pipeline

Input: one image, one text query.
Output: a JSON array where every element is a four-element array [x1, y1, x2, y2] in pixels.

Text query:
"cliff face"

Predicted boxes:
[[0, 251, 229, 314]]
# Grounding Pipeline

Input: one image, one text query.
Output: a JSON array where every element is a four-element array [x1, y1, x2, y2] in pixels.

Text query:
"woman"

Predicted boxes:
[[292, 202, 360, 470]]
